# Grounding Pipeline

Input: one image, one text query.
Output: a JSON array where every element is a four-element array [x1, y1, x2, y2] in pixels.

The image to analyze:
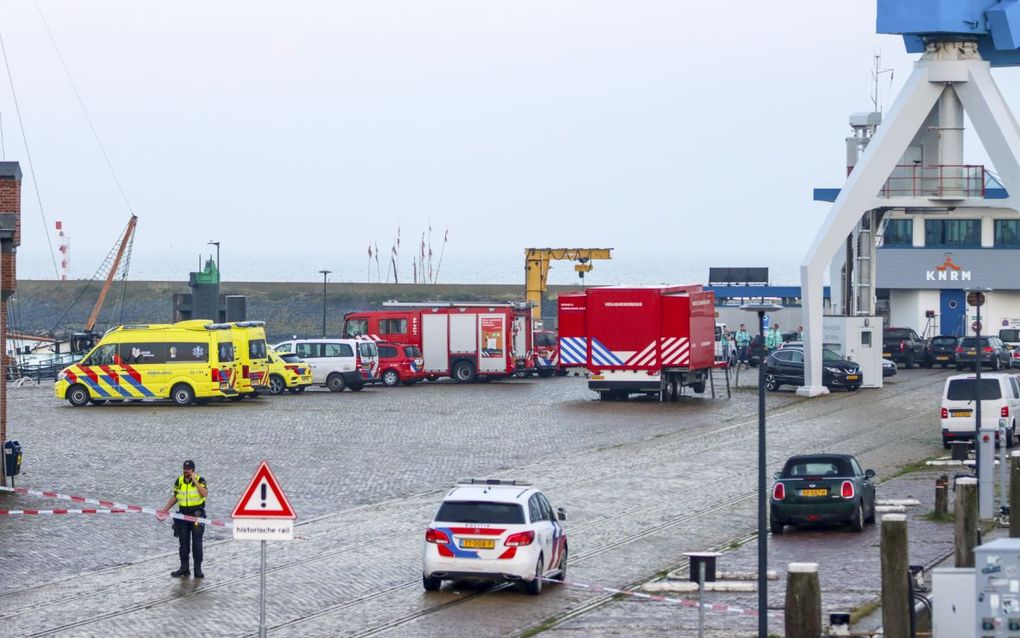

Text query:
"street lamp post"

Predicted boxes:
[[208, 241, 220, 271], [741, 301, 783, 638], [318, 270, 331, 337]]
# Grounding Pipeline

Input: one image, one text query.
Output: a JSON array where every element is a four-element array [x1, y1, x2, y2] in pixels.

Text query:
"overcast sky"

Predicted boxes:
[[1, 1, 1017, 284]]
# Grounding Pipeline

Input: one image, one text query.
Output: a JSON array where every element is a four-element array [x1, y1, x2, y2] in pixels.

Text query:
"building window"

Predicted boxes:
[[924, 219, 981, 247], [882, 219, 913, 246], [995, 220, 1020, 247]]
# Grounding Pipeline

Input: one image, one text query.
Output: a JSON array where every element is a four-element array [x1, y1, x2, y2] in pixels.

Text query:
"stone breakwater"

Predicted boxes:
[[12, 280, 579, 341]]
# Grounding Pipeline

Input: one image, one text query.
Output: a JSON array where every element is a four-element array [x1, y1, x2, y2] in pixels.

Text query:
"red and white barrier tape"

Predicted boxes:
[[0, 485, 233, 528], [541, 577, 785, 619], [0, 508, 134, 515]]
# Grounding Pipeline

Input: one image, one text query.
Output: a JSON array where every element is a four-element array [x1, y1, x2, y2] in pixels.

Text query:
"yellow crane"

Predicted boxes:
[[524, 248, 612, 320]]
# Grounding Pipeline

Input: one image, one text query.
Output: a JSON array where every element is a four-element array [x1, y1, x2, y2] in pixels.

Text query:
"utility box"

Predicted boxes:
[[822, 315, 884, 388], [3, 440, 21, 477], [974, 538, 1020, 636], [933, 567, 975, 637]]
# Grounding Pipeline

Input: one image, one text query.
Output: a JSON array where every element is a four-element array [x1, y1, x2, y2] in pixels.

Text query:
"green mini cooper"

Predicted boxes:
[[770, 454, 877, 534]]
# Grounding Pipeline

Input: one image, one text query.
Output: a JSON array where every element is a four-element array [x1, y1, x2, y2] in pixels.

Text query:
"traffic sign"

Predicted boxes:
[[967, 291, 986, 307], [232, 461, 296, 519], [972, 321, 982, 333]]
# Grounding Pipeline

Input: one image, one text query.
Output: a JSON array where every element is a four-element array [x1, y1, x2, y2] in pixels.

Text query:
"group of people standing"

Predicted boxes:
[[718, 321, 803, 367]]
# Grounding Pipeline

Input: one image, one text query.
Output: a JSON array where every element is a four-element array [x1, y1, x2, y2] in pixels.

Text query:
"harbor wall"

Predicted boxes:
[[12, 280, 581, 342]]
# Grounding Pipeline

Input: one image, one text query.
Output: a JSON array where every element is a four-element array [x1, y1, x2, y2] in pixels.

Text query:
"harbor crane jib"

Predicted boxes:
[[524, 248, 612, 320], [800, 1, 1020, 397]]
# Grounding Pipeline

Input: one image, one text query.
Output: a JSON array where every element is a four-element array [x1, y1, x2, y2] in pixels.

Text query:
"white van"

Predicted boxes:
[[940, 372, 1020, 448], [272, 338, 379, 392]]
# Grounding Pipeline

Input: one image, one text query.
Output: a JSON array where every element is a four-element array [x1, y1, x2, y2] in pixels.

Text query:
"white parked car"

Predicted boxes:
[[271, 338, 379, 391], [422, 479, 567, 595], [940, 373, 1020, 449]]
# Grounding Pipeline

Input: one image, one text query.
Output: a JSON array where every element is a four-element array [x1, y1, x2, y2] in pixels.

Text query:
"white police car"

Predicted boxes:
[[422, 479, 567, 595]]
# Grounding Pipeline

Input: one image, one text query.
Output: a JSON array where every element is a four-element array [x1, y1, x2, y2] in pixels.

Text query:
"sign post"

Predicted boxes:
[[967, 288, 994, 518], [232, 461, 296, 638]]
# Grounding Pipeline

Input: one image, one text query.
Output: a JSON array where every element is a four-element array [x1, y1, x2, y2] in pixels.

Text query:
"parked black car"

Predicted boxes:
[[746, 334, 766, 367], [956, 336, 1011, 371], [924, 335, 959, 368], [882, 327, 925, 369], [764, 346, 862, 391]]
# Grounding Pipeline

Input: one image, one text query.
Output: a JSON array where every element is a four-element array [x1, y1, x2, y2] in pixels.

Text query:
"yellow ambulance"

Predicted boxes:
[[223, 320, 270, 399], [54, 320, 238, 406]]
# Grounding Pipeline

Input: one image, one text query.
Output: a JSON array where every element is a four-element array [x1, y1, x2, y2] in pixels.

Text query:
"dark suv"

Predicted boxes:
[[956, 336, 1011, 371], [883, 327, 925, 369], [924, 335, 959, 368]]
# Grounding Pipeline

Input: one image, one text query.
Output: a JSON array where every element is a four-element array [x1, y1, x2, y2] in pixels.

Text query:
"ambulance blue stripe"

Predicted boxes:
[[559, 338, 586, 364], [100, 376, 132, 397], [119, 374, 155, 397], [590, 339, 623, 366], [80, 377, 111, 398]]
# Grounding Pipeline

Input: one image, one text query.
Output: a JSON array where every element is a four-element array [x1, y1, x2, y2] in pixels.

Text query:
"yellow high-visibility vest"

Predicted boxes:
[[174, 475, 206, 508]]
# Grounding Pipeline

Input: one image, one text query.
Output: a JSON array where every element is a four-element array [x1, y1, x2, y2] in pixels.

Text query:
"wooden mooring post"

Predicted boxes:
[[955, 477, 978, 567], [880, 514, 910, 638], [934, 474, 948, 517], [784, 563, 820, 638], [1011, 451, 1020, 538]]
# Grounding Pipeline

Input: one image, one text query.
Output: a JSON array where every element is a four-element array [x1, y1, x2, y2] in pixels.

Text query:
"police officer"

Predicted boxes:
[[158, 460, 208, 578]]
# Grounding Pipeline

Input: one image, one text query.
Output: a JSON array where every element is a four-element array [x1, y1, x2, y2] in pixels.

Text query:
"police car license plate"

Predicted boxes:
[[460, 539, 495, 550], [800, 488, 828, 497], [846, 375, 859, 380], [951, 409, 972, 417]]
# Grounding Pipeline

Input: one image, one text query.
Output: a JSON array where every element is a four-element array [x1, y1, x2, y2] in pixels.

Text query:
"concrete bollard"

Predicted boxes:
[[934, 474, 948, 517], [1011, 452, 1020, 538], [784, 562, 820, 638], [955, 477, 979, 567], [880, 514, 910, 638]]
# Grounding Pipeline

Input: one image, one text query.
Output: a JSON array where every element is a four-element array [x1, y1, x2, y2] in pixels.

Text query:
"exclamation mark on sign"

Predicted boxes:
[[260, 483, 267, 508]]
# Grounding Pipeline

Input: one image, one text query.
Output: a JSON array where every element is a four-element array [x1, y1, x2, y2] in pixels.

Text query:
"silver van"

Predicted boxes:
[[271, 338, 379, 392]]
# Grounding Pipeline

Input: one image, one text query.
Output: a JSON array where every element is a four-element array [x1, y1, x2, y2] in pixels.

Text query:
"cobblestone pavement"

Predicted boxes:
[[0, 366, 947, 637]]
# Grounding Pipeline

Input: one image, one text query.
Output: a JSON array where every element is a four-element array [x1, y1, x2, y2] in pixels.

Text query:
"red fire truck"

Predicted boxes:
[[557, 285, 716, 400], [342, 302, 534, 383]]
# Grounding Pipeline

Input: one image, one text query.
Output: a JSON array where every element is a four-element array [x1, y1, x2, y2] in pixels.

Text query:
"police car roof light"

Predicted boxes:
[[457, 478, 532, 487]]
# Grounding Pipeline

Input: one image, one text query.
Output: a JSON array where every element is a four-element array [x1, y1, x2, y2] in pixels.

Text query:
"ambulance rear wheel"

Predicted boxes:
[[267, 374, 286, 395], [453, 361, 477, 384], [171, 383, 195, 406], [382, 370, 400, 387], [67, 384, 90, 407], [327, 373, 346, 392]]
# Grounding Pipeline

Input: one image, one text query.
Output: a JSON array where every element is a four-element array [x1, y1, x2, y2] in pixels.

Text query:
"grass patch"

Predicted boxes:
[[882, 455, 942, 482], [519, 617, 561, 638], [849, 597, 882, 625], [921, 510, 955, 523]]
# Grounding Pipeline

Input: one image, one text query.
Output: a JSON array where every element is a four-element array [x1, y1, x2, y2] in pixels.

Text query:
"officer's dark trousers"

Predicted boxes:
[[175, 516, 204, 570]]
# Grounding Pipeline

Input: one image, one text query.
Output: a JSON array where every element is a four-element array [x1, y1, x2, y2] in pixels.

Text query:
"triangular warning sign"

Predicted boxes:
[[232, 460, 296, 519]]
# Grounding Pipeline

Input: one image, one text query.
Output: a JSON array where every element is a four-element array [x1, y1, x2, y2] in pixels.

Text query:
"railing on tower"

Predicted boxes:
[[877, 164, 986, 199]]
